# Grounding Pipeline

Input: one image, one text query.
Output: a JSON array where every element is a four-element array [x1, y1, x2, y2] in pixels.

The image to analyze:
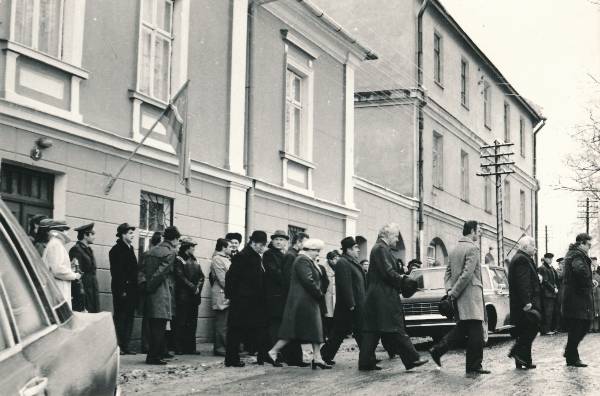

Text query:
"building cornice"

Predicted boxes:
[[353, 176, 418, 210]]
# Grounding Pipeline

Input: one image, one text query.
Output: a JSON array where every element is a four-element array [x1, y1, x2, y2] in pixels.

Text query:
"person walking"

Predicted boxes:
[[591, 260, 600, 332], [507, 236, 542, 369], [69, 223, 101, 313], [263, 230, 289, 348], [359, 223, 427, 371], [174, 237, 205, 355], [562, 233, 596, 367], [429, 220, 491, 376], [224, 231, 277, 367], [41, 219, 81, 306], [269, 239, 331, 369], [109, 223, 139, 355], [538, 252, 559, 335], [210, 238, 232, 356], [142, 226, 180, 365], [320, 237, 365, 365]]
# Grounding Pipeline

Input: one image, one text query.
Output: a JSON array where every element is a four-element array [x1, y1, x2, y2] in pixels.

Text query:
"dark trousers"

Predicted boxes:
[[225, 325, 270, 364], [72, 279, 85, 312], [565, 319, 591, 363], [322, 317, 334, 340], [321, 324, 362, 362], [542, 297, 556, 333], [432, 320, 484, 372], [147, 318, 167, 362], [174, 300, 199, 353], [113, 296, 135, 352], [268, 318, 282, 348], [281, 341, 304, 364], [358, 332, 419, 369], [510, 319, 539, 363]]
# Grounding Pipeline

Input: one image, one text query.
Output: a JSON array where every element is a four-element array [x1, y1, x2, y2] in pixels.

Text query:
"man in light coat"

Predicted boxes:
[[429, 220, 491, 376], [211, 238, 232, 356]]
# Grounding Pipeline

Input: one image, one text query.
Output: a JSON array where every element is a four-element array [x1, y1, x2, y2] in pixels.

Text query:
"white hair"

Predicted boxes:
[[518, 236, 535, 251], [302, 238, 325, 251], [378, 223, 401, 240]]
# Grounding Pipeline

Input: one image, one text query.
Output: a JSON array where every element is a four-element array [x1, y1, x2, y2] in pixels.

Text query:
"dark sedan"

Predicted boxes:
[[403, 265, 513, 342]]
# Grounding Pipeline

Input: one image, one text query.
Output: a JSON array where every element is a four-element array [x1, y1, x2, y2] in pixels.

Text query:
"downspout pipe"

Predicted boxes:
[[415, 0, 430, 261], [533, 117, 546, 260]]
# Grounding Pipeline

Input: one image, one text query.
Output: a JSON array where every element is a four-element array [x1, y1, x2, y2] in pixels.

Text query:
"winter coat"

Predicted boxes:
[[333, 254, 366, 334], [263, 246, 286, 320], [42, 231, 78, 307], [323, 263, 336, 318], [282, 247, 299, 296], [278, 253, 324, 343], [69, 241, 100, 313], [142, 240, 177, 320], [538, 262, 559, 299], [109, 239, 139, 301], [592, 270, 600, 318], [362, 239, 409, 333], [210, 252, 231, 311], [562, 244, 594, 320], [445, 237, 485, 321], [225, 245, 267, 328], [508, 250, 542, 326], [174, 254, 205, 305]]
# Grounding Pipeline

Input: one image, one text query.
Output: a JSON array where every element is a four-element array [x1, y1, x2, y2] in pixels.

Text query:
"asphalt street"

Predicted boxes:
[[119, 333, 600, 395]]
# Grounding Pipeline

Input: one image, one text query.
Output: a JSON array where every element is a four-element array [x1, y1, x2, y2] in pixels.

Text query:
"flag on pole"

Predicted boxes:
[[164, 80, 191, 193]]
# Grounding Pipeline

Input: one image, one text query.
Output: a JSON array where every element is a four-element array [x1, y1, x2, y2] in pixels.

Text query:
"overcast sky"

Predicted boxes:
[[437, 0, 600, 256]]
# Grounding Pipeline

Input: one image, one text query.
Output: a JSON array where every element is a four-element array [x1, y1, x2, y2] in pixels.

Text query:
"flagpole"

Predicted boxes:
[[104, 106, 170, 195]]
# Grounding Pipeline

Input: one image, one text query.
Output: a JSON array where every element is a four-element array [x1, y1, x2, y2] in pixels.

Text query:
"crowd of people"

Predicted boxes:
[[27, 213, 600, 373]]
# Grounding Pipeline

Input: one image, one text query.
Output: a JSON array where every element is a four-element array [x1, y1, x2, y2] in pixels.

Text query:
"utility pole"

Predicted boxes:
[[577, 198, 599, 234], [545, 225, 548, 253], [478, 140, 515, 266]]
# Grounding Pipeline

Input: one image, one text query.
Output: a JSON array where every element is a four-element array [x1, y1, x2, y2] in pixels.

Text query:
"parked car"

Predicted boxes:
[[402, 265, 513, 342], [0, 199, 119, 395]]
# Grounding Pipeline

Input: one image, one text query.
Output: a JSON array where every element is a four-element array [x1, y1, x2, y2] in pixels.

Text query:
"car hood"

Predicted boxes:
[[402, 289, 446, 304]]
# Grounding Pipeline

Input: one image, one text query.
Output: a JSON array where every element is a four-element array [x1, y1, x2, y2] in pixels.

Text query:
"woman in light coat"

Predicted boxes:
[[210, 238, 232, 356], [268, 239, 331, 369], [41, 220, 80, 307]]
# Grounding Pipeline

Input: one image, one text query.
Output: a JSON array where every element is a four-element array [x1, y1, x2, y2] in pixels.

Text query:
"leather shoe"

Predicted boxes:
[[466, 368, 491, 375], [359, 365, 382, 371], [146, 359, 167, 365], [567, 360, 588, 367], [287, 361, 310, 367], [225, 361, 245, 368], [406, 358, 428, 371], [429, 348, 442, 367], [323, 359, 336, 365]]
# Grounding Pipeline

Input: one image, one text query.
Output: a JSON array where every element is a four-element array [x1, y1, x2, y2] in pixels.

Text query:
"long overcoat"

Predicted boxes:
[[174, 254, 205, 305], [362, 239, 408, 333], [263, 246, 286, 320], [323, 263, 336, 318], [141, 240, 177, 320], [278, 253, 324, 343], [210, 252, 231, 311], [562, 244, 594, 320], [225, 245, 268, 328], [69, 241, 100, 312], [109, 239, 139, 312], [445, 236, 485, 321], [333, 254, 366, 334], [282, 247, 299, 296], [508, 249, 542, 326], [538, 262, 559, 299]]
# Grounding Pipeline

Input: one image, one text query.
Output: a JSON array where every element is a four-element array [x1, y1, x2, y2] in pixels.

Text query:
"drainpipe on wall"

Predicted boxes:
[[533, 117, 546, 261], [415, 0, 430, 261]]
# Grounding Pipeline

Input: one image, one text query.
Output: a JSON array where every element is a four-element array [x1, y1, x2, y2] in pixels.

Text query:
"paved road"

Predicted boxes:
[[120, 333, 600, 395]]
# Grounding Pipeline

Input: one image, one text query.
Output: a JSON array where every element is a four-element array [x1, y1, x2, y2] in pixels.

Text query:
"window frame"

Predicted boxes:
[[460, 150, 469, 202], [504, 102, 511, 142], [433, 31, 443, 86], [432, 132, 444, 189], [10, 0, 66, 59], [483, 81, 491, 129], [519, 117, 526, 158], [138, 190, 174, 259], [460, 58, 469, 108], [136, 0, 174, 104]]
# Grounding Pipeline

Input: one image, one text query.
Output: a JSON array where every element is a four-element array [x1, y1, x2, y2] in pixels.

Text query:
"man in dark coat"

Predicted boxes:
[[69, 223, 100, 313], [225, 232, 242, 257], [320, 237, 366, 365], [562, 233, 596, 367], [358, 223, 428, 371], [142, 226, 180, 365], [507, 236, 541, 369], [109, 223, 139, 355], [538, 252, 559, 335], [224, 231, 276, 367], [280, 231, 310, 366], [263, 230, 289, 347]]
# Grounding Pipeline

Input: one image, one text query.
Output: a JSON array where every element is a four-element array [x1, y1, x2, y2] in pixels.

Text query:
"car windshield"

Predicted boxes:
[[410, 268, 446, 290]]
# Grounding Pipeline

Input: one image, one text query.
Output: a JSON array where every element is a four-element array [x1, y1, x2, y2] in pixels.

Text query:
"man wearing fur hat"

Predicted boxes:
[[263, 230, 290, 347]]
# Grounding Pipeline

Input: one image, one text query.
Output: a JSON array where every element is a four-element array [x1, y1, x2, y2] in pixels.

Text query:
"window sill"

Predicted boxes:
[[0, 39, 89, 80], [485, 124, 492, 131], [461, 102, 469, 111], [128, 89, 168, 110], [433, 184, 444, 191], [279, 151, 315, 169], [434, 80, 444, 90]]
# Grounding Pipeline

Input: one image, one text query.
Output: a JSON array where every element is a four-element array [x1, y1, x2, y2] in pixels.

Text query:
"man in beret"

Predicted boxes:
[[538, 252, 559, 335], [69, 223, 100, 313], [225, 232, 243, 257], [321, 237, 365, 365], [263, 230, 290, 348], [110, 223, 139, 355]]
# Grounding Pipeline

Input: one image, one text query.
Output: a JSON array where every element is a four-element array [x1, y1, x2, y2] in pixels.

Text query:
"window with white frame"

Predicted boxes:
[[484, 81, 491, 128], [12, 0, 64, 58], [519, 117, 526, 157], [504, 180, 511, 222], [138, 191, 173, 259], [433, 32, 443, 85], [484, 177, 492, 213], [460, 150, 469, 202], [285, 68, 305, 157], [519, 189, 526, 228], [504, 102, 511, 142], [460, 58, 468, 107], [432, 132, 443, 188], [138, 0, 173, 103]]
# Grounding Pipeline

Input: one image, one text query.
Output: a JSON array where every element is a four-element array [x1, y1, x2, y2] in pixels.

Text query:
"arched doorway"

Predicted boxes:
[[427, 237, 448, 267]]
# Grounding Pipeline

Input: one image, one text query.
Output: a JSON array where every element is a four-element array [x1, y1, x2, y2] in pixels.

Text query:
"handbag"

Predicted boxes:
[[439, 294, 459, 320]]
